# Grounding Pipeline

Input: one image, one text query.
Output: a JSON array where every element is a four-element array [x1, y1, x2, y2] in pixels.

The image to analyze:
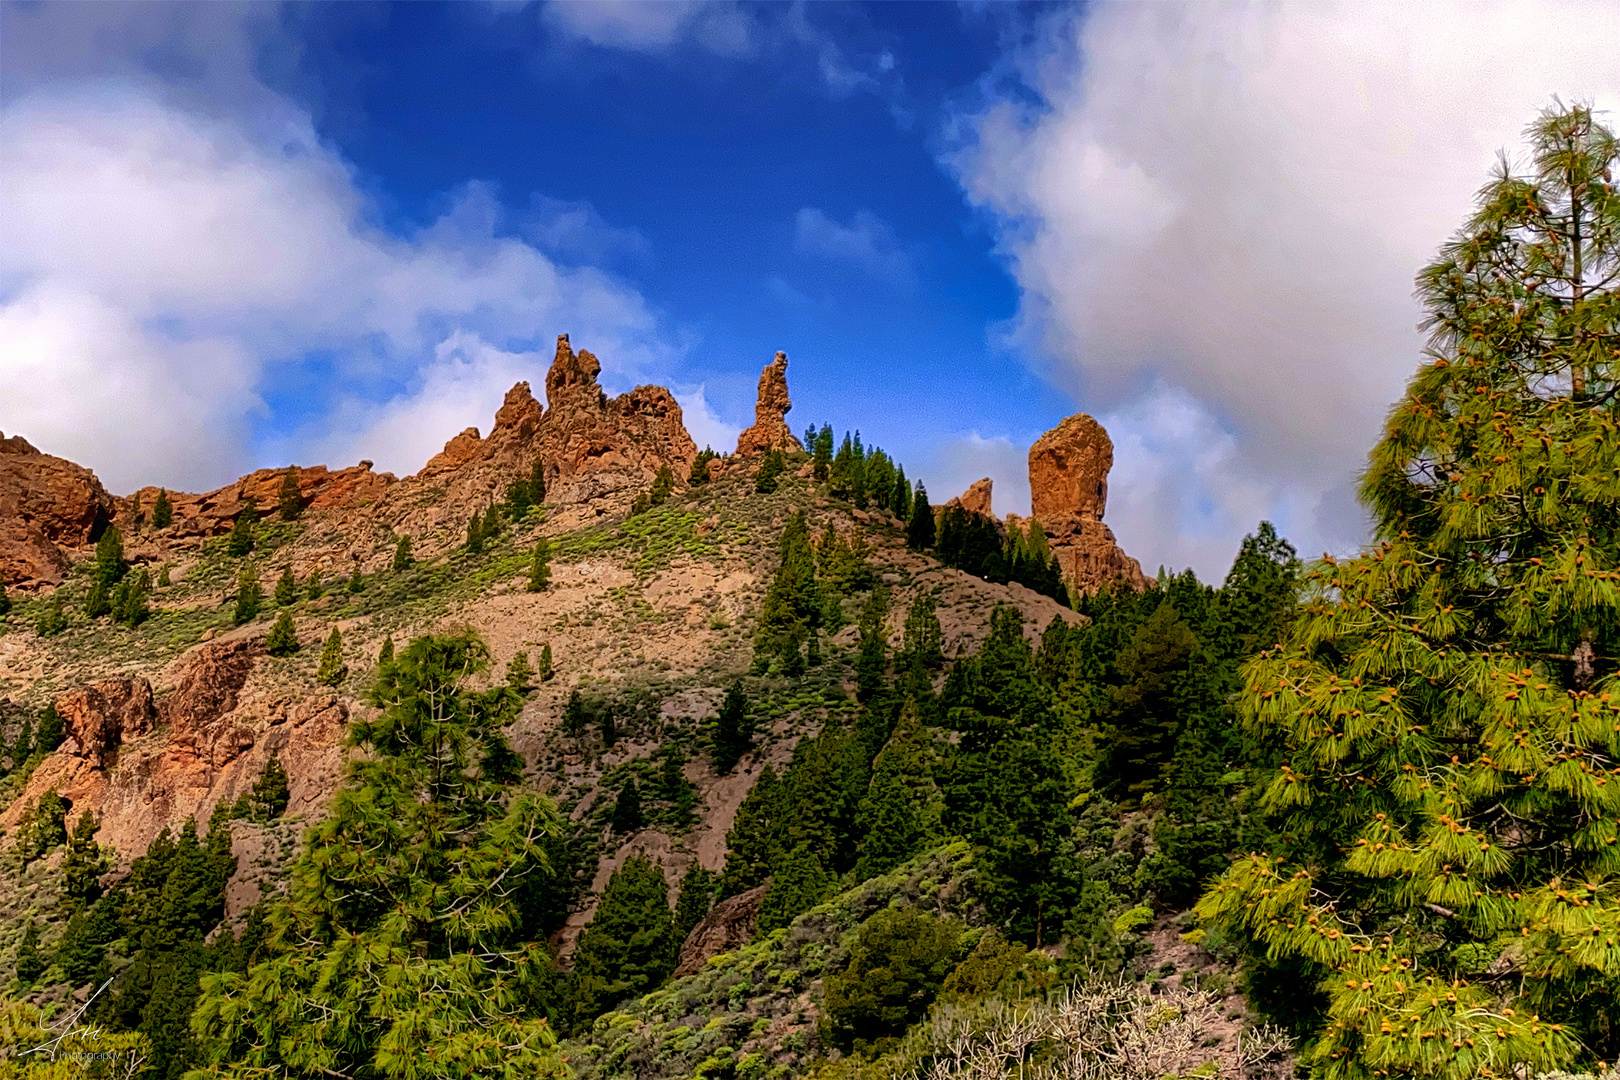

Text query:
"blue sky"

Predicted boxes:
[[4, 1, 1618, 578]]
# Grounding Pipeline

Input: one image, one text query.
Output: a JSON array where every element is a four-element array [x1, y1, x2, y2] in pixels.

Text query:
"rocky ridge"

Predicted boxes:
[[733, 351, 802, 457]]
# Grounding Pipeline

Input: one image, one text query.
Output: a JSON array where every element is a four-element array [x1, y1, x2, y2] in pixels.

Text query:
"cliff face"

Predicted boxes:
[[734, 352, 802, 457], [0, 433, 118, 590], [1028, 414, 1145, 595]]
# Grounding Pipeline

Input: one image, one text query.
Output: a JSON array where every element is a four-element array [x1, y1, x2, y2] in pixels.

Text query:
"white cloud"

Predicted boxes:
[[672, 385, 743, 456], [794, 208, 912, 283], [0, 86, 676, 492], [541, 0, 755, 55], [522, 194, 648, 264], [920, 432, 1031, 523], [947, 1, 1620, 578]]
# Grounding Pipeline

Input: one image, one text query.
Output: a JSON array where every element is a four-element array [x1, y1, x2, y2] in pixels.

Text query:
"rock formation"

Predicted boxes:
[[1027, 414, 1145, 595], [673, 883, 768, 977], [0, 431, 118, 589], [129, 462, 396, 542], [734, 352, 803, 457], [946, 477, 995, 518]]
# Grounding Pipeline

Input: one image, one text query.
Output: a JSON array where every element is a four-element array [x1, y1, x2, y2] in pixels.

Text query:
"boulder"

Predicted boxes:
[[1027, 414, 1145, 596], [947, 477, 995, 518], [673, 884, 768, 977]]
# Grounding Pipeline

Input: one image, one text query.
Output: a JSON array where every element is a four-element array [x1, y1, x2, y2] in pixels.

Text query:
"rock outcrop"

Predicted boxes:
[[0, 431, 118, 589], [1027, 414, 1145, 596], [734, 352, 802, 457], [947, 477, 995, 519], [56, 678, 156, 769], [131, 462, 396, 541], [673, 883, 768, 977]]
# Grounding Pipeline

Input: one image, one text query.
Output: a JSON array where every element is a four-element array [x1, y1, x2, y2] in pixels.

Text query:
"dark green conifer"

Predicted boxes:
[[755, 843, 832, 933], [35, 704, 65, 754], [466, 512, 485, 553], [854, 585, 891, 702], [233, 564, 262, 625], [527, 536, 552, 591], [906, 484, 933, 549], [391, 535, 413, 572], [752, 511, 820, 674], [812, 424, 834, 482], [226, 501, 257, 557], [529, 458, 546, 504], [247, 755, 290, 821], [754, 448, 785, 494], [711, 681, 753, 774], [16, 919, 45, 983], [60, 810, 107, 903], [274, 565, 297, 606], [672, 864, 717, 944], [152, 488, 174, 529], [719, 766, 781, 898], [304, 568, 322, 600], [649, 465, 675, 506], [504, 477, 533, 519], [688, 447, 719, 485], [265, 611, 298, 657], [505, 651, 534, 692], [157, 562, 172, 587], [315, 627, 346, 686], [346, 568, 364, 595], [892, 463, 911, 519], [571, 856, 676, 1023], [278, 469, 302, 521], [0, 579, 9, 619], [600, 705, 617, 748], [190, 632, 567, 1079], [563, 689, 590, 736], [610, 780, 644, 834], [481, 503, 502, 541], [84, 578, 111, 619], [822, 908, 962, 1051], [14, 714, 34, 768], [537, 643, 553, 681], [377, 635, 395, 667], [631, 492, 651, 516], [95, 523, 127, 587]]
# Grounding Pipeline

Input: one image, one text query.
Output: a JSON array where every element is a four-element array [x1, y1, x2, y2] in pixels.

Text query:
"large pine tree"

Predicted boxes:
[[570, 855, 677, 1024], [189, 633, 568, 1080], [1197, 105, 1620, 1076]]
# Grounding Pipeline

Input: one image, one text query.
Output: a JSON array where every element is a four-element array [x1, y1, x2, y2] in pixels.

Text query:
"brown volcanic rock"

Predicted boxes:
[[0, 430, 118, 588], [533, 335, 697, 501], [1027, 414, 1145, 595], [134, 462, 395, 540], [673, 884, 767, 977], [947, 477, 995, 518], [734, 351, 803, 457], [160, 637, 262, 747], [57, 678, 157, 769]]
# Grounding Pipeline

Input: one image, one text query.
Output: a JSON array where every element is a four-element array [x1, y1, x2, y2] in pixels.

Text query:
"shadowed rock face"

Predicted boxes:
[[674, 884, 768, 977], [734, 351, 803, 457], [1028, 414, 1145, 596]]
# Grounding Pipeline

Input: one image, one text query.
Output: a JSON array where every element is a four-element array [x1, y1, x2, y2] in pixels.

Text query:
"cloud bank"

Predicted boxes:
[[948, 1, 1620, 577], [0, 7, 678, 494]]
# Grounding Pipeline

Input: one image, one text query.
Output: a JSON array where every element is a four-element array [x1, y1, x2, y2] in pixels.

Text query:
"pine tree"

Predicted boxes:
[[537, 643, 553, 681], [754, 448, 785, 494], [854, 585, 891, 702], [719, 766, 782, 898], [1213, 520, 1300, 660], [60, 810, 108, 903], [902, 593, 944, 670], [16, 918, 45, 983], [35, 703, 65, 753], [346, 568, 364, 594], [274, 565, 297, 606], [190, 632, 568, 1080], [907, 484, 934, 549], [571, 856, 676, 1023], [649, 465, 675, 506], [610, 779, 644, 834], [84, 578, 111, 619], [506, 651, 534, 692], [14, 714, 34, 768], [752, 511, 820, 674], [111, 568, 152, 626], [36, 591, 67, 636], [247, 755, 290, 821], [855, 706, 940, 880], [755, 842, 832, 933], [377, 635, 395, 667], [19, 788, 71, 863], [158, 562, 172, 587], [278, 469, 302, 521], [563, 689, 590, 737], [305, 568, 322, 600], [153, 487, 174, 529], [812, 424, 834, 482], [504, 476, 534, 519], [233, 564, 262, 625], [265, 611, 299, 657], [315, 627, 346, 686], [672, 864, 717, 944], [711, 681, 754, 774], [1196, 105, 1620, 1076], [481, 503, 502, 542], [391, 535, 413, 572], [95, 523, 127, 587], [466, 512, 485, 554], [892, 463, 911, 519], [0, 579, 9, 619], [527, 536, 552, 591], [689, 447, 719, 485], [600, 704, 617, 748], [226, 501, 257, 557]]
